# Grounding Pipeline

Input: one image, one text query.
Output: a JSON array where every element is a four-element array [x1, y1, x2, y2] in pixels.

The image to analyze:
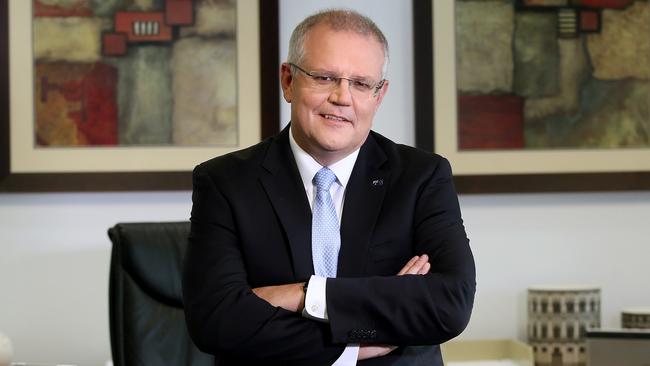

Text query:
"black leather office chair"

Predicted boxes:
[[108, 222, 213, 366]]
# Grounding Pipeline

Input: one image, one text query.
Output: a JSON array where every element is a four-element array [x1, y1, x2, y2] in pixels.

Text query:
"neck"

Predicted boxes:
[[294, 138, 358, 167], [288, 125, 366, 167], [311, 152, 346, 167]]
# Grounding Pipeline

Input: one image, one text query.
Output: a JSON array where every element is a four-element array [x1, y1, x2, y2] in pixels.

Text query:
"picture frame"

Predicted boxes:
[[0, 0, 279, 192], [413, 0, 650, 193]]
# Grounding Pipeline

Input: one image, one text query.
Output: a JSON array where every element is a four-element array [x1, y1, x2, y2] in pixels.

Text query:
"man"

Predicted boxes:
[[183, 9, 475, 366]]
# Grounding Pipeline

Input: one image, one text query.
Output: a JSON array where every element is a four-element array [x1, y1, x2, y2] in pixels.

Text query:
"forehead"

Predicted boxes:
[[302, 24, 385, 77]]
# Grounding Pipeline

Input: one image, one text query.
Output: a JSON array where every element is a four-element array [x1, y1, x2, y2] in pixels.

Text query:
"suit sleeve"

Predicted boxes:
[[326, 157, 476, 345], [182, 164, 345, 365]]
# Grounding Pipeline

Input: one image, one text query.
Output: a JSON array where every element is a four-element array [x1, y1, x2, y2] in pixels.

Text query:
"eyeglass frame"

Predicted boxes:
[[288, 63, 386, 98]]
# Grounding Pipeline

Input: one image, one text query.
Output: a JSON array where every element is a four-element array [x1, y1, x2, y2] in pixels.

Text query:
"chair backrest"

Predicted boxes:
[[108, 222, 213, 366]]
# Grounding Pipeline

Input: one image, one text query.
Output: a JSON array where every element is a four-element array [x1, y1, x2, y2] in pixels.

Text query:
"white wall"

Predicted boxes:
[[1, 1, 649, 365], [459, 192, 650, 340], [0, 192, 191, 365]]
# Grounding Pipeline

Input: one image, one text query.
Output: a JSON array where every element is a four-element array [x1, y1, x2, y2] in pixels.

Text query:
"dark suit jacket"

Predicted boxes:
[[182, 126, 476, 366]]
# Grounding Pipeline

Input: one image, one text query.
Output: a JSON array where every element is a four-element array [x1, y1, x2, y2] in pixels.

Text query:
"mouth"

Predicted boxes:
[[320, 113, 351, 123]]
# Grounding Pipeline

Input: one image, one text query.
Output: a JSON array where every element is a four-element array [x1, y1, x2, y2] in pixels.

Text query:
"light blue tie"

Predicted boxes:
[[312, 167, 340, 278]]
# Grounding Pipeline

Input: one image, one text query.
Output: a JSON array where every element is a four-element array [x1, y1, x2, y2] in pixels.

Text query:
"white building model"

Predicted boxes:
[[528, 286, 600, 366]]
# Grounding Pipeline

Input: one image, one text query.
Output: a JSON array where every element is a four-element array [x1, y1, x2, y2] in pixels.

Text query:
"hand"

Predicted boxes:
[[358, 344, 398, 360], [397, 254, 430, 275], [252, 282, 305, 312], [357, 255, 430, 361]]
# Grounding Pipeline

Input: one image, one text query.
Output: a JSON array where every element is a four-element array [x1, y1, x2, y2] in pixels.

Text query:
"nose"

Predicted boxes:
[[328, 78, 353, 106]]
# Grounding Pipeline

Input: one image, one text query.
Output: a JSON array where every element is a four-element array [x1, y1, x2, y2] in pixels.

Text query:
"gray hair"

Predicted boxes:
[[287, 9, 389, 78]]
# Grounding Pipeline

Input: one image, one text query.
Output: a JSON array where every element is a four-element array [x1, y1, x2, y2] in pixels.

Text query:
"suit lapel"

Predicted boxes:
[[259, 129, 390, 280], [338, 134, 389, 277], [259, 128, 314, 281]]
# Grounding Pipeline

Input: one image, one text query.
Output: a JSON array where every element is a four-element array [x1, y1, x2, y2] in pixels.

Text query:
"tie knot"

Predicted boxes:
[[313, 167, 337, 191]]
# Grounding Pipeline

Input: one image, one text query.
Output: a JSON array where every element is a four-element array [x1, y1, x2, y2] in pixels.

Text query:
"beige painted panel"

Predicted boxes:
[[587, 2, 650, 80], [172, 38, 237, 146], [456, 1, 514, 94], [33, 17, 102, 62]]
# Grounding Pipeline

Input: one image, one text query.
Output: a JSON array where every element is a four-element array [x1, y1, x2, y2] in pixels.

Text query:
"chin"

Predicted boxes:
[[319, 129, 351, 143], [317, 141, 347, 152]]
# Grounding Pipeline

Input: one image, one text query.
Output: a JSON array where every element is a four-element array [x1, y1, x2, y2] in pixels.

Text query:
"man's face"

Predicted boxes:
[[281, 24, 389, 165]]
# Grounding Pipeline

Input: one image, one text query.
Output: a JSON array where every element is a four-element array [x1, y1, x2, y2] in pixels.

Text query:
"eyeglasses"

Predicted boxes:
[[289, 63, 385, 99]]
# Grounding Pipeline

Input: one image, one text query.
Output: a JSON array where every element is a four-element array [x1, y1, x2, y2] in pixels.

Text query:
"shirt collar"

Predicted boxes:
[[289, 125, 359, 189]]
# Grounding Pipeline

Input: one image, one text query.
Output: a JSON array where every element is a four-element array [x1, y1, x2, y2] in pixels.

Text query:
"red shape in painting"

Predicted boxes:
[[115, 12, 173, 42], [580, 10, 600, 32], [103, 33, 128, 56], [166, 0, 194, 25], [76, 63, 119, 145], [458, 95, 525, 150], [33, 0, 93, 17], [37, 62, 118, 146]]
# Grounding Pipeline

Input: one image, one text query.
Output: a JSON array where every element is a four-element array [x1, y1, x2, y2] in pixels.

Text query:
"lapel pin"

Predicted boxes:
[[371, 179, 384, 186]]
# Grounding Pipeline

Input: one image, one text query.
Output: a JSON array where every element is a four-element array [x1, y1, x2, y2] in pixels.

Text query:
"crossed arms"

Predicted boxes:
[[252, 254, 433, 360]]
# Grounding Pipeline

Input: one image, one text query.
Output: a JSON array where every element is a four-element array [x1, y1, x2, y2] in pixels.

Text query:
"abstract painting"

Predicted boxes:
[[455, 0, 649, 151], [33, 0, 238, 147], [2, 0, 279, 191], [411, 0, 650, 192]]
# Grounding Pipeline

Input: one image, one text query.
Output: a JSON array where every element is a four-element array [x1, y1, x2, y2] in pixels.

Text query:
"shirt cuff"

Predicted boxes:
[[332, 344, 360, 366], [302, 275, 328, 321]]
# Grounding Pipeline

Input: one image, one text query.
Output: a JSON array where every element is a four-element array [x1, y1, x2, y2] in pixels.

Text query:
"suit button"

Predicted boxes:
[[348, 330, 359, 340]]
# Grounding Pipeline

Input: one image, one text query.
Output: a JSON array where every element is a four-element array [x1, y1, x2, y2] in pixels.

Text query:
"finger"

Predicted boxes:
[[405, 254, 429, 275], [377, 345, 398, 357], [359, 345, 396, 359], [397, 256, 420, 275], [413, 255, 429, 273], [417, 262, 431, 275]]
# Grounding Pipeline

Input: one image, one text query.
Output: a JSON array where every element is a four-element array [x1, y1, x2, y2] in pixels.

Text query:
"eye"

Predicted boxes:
[[312, 74, 336, 83], [350, 79, 372, 91]]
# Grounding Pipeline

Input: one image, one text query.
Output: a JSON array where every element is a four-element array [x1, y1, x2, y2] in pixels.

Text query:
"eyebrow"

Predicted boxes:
[[310, 68, 378, 81]]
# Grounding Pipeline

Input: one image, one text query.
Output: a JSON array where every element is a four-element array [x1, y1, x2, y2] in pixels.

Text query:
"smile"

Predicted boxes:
[[321, 113, 350, 122]]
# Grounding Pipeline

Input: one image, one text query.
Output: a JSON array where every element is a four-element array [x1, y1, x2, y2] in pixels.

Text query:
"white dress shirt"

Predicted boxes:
[[289, 127, 360, 366]]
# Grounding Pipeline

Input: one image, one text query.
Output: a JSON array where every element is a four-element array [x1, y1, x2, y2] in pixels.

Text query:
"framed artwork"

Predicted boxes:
[[0, 0, 279, 191], [414, 0, 650, 193]]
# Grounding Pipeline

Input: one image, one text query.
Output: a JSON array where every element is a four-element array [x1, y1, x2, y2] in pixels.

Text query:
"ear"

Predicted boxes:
[[373, 79, 389, 108], [280, 63, 294, 103]]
